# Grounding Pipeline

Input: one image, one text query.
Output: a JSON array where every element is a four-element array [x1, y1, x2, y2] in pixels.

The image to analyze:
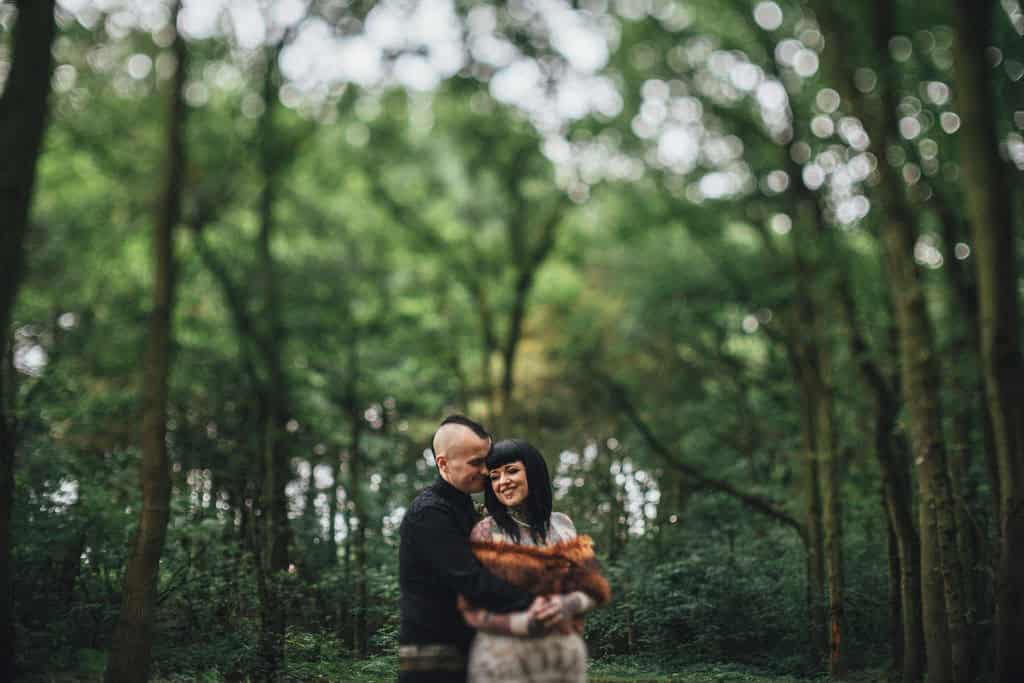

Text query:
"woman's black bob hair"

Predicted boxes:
[[484, 439, 553, 544]]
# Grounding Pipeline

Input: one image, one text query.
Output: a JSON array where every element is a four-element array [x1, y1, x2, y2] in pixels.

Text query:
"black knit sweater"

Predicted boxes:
[[398, 476, 534, 654]]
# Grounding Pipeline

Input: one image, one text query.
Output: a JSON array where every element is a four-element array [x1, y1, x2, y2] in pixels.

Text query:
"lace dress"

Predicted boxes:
[[466, 513, 588, 683]]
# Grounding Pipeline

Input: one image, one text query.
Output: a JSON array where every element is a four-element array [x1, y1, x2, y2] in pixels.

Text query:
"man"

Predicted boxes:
[[398, 415, 553, 682]]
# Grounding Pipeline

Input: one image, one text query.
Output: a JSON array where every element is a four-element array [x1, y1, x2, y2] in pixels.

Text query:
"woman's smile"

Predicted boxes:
[[489, 460, 529, 507]]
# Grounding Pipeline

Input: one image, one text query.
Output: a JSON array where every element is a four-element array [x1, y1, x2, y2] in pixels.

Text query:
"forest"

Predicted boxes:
[[2, 0, 1023, 681]]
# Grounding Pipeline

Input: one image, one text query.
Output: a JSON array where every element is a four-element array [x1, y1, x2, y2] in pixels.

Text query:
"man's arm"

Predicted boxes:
[[408, 506, 534, 612], [458, 595, 555, 636]]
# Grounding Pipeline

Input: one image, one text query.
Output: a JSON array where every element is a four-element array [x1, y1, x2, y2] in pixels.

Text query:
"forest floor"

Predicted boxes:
[[586, 658, 886, 683], [164, 657, 883, 682], [34, 655, 889, 682]]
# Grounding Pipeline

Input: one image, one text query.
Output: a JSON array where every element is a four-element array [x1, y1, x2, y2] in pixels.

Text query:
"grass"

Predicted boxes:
[[28, 653, 888, 682]]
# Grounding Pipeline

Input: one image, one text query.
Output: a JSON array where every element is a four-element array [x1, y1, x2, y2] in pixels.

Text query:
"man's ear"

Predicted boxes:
[[435, 454, 447, 475]]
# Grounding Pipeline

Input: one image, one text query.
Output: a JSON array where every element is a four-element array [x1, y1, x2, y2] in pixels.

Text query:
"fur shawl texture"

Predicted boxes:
[[470, 535, 612, 605]]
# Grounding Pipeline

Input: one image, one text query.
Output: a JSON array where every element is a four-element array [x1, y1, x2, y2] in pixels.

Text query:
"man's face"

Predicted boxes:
[[438, 432, 491, 494]]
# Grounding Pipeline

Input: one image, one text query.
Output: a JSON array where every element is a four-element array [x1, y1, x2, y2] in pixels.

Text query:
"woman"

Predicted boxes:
[[458, 439, 611, 683]]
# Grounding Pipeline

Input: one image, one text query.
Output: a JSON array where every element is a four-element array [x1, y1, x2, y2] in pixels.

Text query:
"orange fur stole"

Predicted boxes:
[[470, 535, 612, 605]]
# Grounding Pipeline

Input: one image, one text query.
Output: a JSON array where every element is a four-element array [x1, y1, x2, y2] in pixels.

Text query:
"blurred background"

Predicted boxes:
[[2, 0, 1023, 681]]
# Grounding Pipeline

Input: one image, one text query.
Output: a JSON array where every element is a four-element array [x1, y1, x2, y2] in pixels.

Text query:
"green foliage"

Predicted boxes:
[[6, 0, 1021, 679], [582, 493, 887, 675]]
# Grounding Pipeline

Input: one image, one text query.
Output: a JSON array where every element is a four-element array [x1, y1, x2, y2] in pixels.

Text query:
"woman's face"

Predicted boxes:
[[488, 460, 529, 508]]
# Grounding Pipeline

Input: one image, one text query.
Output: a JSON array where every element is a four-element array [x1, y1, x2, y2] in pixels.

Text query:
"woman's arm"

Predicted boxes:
[[459, 595, 572, 636], [548, 513, 605, 619]]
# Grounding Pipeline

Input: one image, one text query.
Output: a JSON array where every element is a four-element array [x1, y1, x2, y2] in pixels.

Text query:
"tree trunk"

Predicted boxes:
[[327, 461, 339, 567], [880, 168, 968, 683], [343, 335, 368, 657], [817, 388, 846, 679], [933, 193, 989, 676], [799, 204, 847, 678], [255, 43, 291, 681], [887, 521, 905, 682], [0, 0, 55, 340], [471, 285, 499, 428], [951, 3, 1024, 680], [0, 1, 56, 676], [879, 415, 926, 683], [499, 268, 534, 423], [787, 233, 829, 668], [339, 500, 352, 648], [349, 435, 367, 657], [815, 3, 971, 679], [498, 208, 561, 423], [105, 6, 187, 681], [833, 257, 924, 682], [799, 396, 828, 667]]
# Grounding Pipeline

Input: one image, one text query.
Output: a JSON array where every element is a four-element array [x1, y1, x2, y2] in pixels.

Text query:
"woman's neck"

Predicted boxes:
[[507, 506, 530, 527]]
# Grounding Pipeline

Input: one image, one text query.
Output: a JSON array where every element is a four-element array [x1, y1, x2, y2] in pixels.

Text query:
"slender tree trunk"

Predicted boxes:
[[937, 198, 1002, 533], [880, 182, 968, 683], [0, 2, 56, 676], [879, 418, 926, 683], [788, 237, 829, 667], [799, 392, 828, 667], [499, 209, 561, 422], [833, 260, 924, 682], [344, 337, 368, 657], [500, 269, 533, 422], [951, 3, 1024, 679], [105, 6, 187, 681], [349, 436, 367, 657], [816, 387, 846, 679], [799, 206, 847, 678], [792, 332, 828, 666], [887, 521, 905, 682], [340, 502, 352, 648], [479, 301, 498, 428], [934, 196, 988, 675], [255, 43, 291, 681], [327, 461, 339, 567]]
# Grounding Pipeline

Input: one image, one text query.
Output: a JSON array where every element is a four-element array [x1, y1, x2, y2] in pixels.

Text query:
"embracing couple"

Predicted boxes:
[[397, 415, 612, 683]]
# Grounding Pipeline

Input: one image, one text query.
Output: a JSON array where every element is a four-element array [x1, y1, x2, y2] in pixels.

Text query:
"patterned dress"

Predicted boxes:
[[466, 512, 589, 683]]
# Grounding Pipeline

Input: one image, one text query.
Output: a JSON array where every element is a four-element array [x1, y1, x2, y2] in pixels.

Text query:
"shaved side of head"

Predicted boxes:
[[433, 422, 476, 460], [430, 415, 492, 493], [431, 414, 491, 461]]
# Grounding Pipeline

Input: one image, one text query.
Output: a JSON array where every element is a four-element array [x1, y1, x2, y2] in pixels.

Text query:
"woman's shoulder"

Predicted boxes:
[[550, 512, 577, 540]]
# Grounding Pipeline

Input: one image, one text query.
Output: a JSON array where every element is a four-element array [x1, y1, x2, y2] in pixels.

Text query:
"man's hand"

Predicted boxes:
[[527, 595, 579, 635], [459, 595, 579, 637]]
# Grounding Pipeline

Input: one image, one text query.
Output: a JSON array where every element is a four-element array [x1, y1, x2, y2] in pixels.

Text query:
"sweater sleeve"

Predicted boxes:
[[406, 505, 534, 613]]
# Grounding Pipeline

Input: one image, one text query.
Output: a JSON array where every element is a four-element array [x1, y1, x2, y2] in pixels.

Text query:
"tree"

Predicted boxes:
[[950, 1, 1024, 679], [105, 3, 188, 681], [0, 1, 57, 677]]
